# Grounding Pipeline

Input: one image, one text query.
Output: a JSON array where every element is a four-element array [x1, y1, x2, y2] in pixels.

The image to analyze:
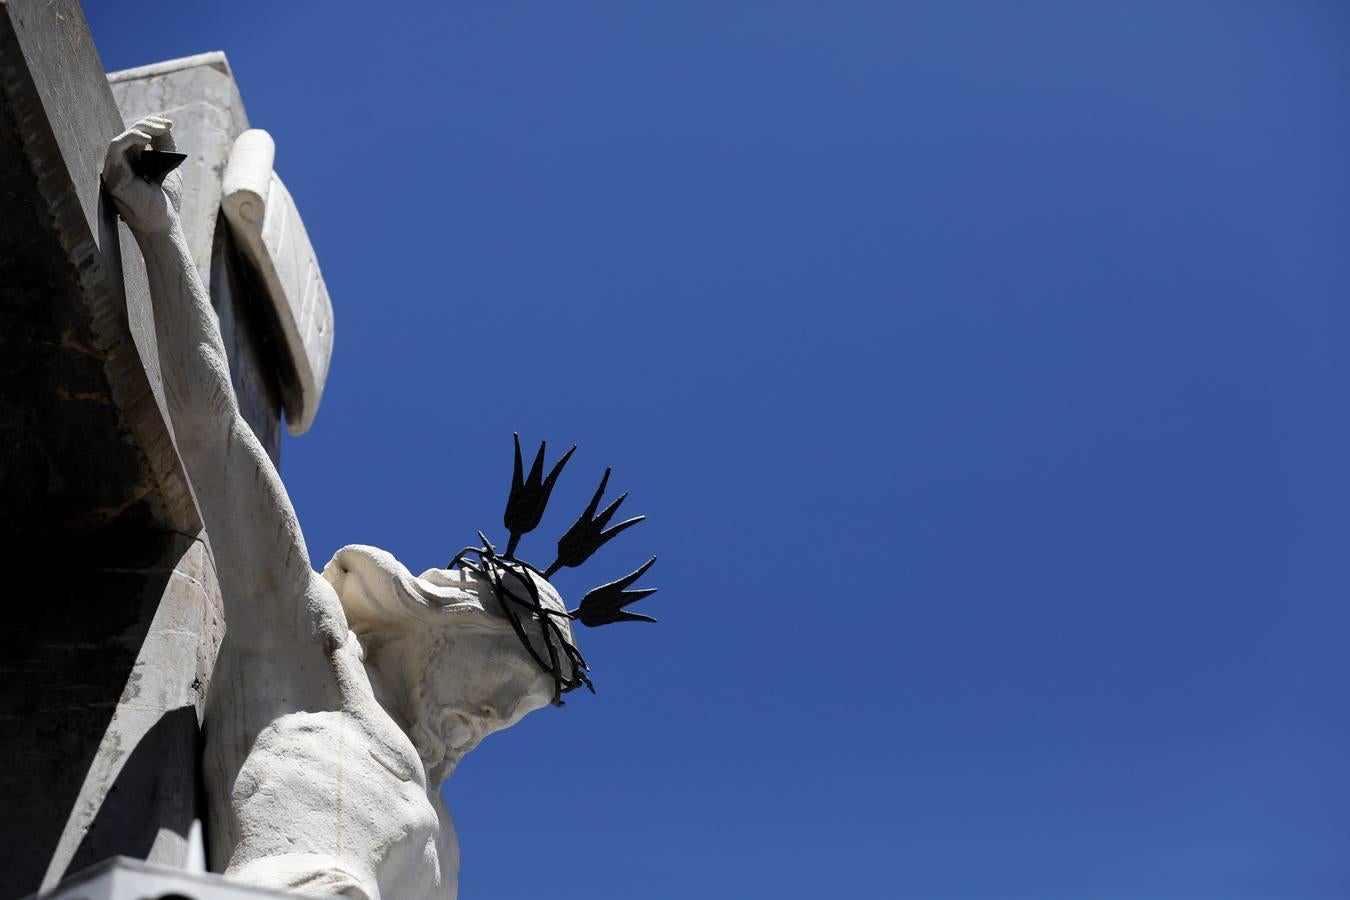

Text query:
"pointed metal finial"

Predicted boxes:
[[503, 433, 575, 558], [571, 557, 659, 627], [545, 467, 645, 577]]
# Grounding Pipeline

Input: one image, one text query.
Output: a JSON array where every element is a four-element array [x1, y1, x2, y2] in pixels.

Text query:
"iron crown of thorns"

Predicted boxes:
[[447, 434, 658, 705]]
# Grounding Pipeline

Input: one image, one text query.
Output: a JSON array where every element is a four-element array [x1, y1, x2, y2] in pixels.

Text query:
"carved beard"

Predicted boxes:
[[407, 632, 486, 784], [408, 712, 483, 784]]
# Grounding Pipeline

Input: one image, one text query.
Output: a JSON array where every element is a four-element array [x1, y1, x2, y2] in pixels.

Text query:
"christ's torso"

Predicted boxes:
[[203, 577, 458, 900]]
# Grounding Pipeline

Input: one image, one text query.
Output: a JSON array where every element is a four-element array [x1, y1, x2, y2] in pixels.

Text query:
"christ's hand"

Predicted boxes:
[[102, 116, 183, 236]]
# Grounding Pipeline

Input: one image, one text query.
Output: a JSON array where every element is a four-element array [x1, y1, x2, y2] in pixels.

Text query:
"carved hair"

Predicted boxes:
[[323, 545, 529, 634]]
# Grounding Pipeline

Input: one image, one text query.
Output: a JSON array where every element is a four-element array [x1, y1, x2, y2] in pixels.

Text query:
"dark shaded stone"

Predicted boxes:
[[210, 211, 289, 466], [0, 0, 199, 544], [0, 2, 223, 894], [1, 533, 213, 896]]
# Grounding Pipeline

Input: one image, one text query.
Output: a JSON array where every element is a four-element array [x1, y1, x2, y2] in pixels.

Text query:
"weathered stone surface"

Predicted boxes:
[[109, 52, 285, 464], [208, 214, 290, 463], [0, 3, 221, 895], [31, 855, 335, 900], [5, 534, 223, 894], [0, 0, 198, 545]]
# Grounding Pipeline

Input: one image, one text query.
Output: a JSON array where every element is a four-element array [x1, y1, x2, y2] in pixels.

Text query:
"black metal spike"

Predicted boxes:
[[546, 468, 646, 577], [541, 444, 573, 494], [132, 148, 187, 183], [511, 434, 524, 493], [571, 557, 659, 627], [527, 441, 546, 486], [503, 433, 575, 557], [593, 491, 627, 530]]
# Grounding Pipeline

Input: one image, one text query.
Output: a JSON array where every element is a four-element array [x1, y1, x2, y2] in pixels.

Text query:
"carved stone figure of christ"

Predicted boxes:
[[102, 118, 657, 899]]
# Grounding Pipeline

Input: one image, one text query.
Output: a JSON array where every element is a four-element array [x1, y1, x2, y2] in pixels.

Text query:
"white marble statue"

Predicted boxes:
[[102, 117, 655, 900]]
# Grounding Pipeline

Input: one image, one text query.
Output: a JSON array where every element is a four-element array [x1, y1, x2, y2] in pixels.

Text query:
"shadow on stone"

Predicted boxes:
[[0, 533, 197, 899], [68, 704, 200, 873]]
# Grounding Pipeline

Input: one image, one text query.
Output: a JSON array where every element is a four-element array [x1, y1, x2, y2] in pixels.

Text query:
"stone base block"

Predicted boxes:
[[29, 857, 333, 900]]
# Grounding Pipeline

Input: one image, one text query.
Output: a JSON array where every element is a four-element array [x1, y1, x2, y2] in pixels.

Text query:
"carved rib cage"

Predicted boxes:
[[448, 434, 658, 705]]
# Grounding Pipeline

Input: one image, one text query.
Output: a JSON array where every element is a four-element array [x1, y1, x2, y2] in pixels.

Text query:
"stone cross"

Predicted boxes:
[[2, 5, 654, 897], [0, 3, 332, 895]]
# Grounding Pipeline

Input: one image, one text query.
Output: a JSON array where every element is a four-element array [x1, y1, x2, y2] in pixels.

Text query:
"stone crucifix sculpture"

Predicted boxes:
[[102, 117, 657, 900]]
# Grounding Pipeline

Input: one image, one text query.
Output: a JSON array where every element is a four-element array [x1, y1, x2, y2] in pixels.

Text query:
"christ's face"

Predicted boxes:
[[420, 626, 555, 765]]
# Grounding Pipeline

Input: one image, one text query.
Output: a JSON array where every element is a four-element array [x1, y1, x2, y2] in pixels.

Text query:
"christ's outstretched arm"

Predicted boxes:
[[103, 117, 339, 649]]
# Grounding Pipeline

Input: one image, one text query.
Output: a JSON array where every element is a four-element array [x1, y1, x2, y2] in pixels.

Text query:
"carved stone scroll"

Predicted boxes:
[[222, 129, 335, 435]]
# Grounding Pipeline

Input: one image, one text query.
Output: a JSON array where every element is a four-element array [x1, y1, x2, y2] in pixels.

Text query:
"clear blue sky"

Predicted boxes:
[[88, 3, 1348, 898]]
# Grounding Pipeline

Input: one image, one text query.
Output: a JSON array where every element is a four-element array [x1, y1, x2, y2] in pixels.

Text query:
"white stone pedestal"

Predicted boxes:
[[29, 857, 334, 900]]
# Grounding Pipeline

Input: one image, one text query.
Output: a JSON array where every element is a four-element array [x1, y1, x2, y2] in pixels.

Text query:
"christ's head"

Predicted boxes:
[[322, 545, 573, 782]]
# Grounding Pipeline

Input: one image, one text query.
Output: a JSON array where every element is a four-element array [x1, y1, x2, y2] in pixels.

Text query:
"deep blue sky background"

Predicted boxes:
[[88, 3, 1348, 898]]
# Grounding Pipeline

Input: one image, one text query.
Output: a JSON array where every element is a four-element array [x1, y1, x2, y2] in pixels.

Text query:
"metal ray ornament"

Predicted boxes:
[[546, 466, 645, 578], [451, 434, 660, 704], [502, 433, 574, 558]]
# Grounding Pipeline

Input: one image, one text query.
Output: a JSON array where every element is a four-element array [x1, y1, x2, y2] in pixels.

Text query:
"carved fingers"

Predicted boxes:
[[103, 127, 148, 191], [140, 115, 177, 151], [102, 116, 182, 234]]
